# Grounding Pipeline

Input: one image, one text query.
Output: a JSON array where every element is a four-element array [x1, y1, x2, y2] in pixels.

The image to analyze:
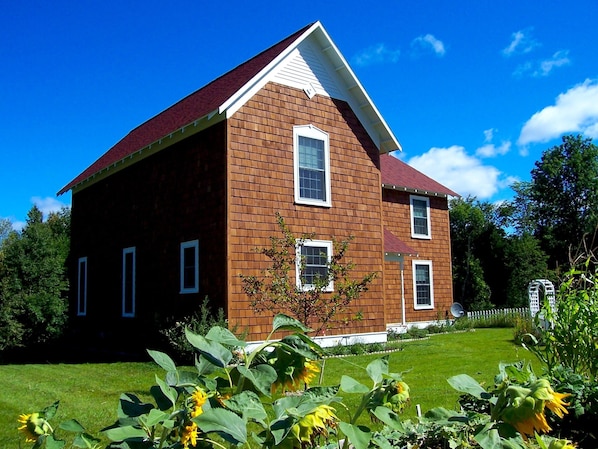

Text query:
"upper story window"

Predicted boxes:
[[410, 195, 431, 239], [294, 125, 331, 207], [296, 240, 334, 292], [180, 240, 199, 294], [413, 260, 434, 310]]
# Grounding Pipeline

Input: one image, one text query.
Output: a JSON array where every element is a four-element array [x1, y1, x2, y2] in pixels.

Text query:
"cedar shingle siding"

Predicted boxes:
[[63, 22, 457, 351]]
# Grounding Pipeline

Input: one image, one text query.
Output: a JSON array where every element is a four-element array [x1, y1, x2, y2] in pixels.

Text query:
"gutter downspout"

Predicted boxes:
[[400, 260, 406, 326]]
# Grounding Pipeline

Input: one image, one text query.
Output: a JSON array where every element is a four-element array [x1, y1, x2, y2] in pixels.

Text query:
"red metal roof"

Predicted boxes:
[[384, 228, 417, 256], [380, 153, 458, 197], [58, 23, 315, 195]]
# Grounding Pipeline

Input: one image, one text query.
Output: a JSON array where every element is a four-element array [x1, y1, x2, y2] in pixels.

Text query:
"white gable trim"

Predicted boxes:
[[218, 21, 401, 154]]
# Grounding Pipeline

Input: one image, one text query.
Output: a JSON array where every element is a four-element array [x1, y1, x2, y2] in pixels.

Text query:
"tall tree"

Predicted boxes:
[[449, 197, 493, 310], [512, 135, 598, 269], [0, 206, 70, 351]]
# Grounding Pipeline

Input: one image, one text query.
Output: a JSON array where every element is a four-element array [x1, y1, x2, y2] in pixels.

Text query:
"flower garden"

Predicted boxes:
[[15, 261, 598, 449]]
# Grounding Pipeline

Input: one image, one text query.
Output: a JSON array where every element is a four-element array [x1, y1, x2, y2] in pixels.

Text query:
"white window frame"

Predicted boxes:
[[410, 195, 431, 239], [293, 125, 331, 207], [180, 240, 199, 294], [77, 257, 88, 316], [296, 239, 334, 292], [122, 247, 136, 317], [412, 260, 434, 310]]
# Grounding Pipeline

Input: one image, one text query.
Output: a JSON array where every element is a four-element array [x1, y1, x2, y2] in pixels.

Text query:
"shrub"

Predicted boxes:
[[159, 296, 232, 362]]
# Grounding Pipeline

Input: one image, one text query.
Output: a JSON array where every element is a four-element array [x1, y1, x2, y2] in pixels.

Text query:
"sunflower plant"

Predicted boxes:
[[18, 315, 576, 449], [17, 401, 101, 449]]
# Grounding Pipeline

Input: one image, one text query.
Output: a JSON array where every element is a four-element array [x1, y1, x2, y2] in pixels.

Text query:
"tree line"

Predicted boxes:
[[451, 134, 598, 311], [0, 134, 596, 351]]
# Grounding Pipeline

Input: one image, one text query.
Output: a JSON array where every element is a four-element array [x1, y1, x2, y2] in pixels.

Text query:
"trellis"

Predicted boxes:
[[528, 279, 556, 317]]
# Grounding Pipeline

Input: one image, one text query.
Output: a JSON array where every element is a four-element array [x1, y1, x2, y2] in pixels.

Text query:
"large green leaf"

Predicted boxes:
[[270, 415, 295, 445], [424, 407, 469, 424], [150, 385, 173, 411], [102, 425, 147, 442], [340, 375, 370, 394], [141, 408, 171, 427], [339, 422, 371, 449], [118, 393, 154, 418], [272, 314, 312, 333], [206, 326, 246, 347], [447, 374, 490, 399], [185, 329, 232, 367], [45, 435, 66, 449], [237, 364, 277, 396], [366, 357, 389, 384], [42, 401, 60, 420], [224, 391, 268, 424], [194, 408, 247, 444], [372, 406, 405, 431], [147, 349, 177, 372], [154, 375, 177, 407], [72, 432, 101, 449]]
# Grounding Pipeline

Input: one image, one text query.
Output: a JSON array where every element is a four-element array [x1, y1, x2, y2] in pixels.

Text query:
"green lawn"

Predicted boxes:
[[320, 328, 543, 422], [1, 328, 542, 448]]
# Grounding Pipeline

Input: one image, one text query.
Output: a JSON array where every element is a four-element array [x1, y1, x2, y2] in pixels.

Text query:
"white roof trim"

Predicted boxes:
[[217, 21, 401, 154]]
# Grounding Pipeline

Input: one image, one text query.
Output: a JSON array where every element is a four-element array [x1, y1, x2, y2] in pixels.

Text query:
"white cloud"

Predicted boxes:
[[515, 50, 571, 77], [476, 141, 511, 158], [407, 146, 506, 199], [483, 128, 495, 143], [352, 43, 400, 66], [537, 50, 571, 76], [502, 29, 540, 56], [411, 34, 446, 57], [518, 79, 598, 145], [31, 196, 69, 218]]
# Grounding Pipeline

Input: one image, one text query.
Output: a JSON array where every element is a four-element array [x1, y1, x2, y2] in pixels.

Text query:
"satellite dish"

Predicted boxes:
[[450, 302, 465, 318]]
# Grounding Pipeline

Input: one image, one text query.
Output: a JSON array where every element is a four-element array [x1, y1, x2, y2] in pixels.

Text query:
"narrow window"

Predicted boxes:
[[122, 247, 136, 317], [77, 257, 87, 316], [294, 125, 331, 207], [296, 240, 333, 291], [413, 260, 434, 309], [410, 195, 431, 239], [180, 240, 199, 293]]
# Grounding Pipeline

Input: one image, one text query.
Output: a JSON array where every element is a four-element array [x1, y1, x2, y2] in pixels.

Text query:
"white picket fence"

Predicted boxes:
[[466, 307, 529, 320]]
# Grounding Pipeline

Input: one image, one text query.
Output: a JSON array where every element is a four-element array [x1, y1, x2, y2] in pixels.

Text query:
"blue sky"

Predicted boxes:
[[2, 0, 598, 229]]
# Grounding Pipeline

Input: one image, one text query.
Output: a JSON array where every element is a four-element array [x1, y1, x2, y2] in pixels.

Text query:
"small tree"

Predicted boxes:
[[240, 213, 376, 334]]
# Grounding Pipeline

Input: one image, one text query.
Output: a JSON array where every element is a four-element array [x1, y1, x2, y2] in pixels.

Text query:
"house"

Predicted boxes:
[[58, 22, 457, 350]]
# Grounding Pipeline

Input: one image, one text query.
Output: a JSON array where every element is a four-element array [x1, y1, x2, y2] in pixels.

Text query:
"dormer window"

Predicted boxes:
[[294, 125, 331, 207]]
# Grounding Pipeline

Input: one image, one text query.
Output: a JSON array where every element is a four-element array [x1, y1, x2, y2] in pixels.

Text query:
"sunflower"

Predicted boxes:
[[545, 390, 570, 419], [189, 388, 208, 418], [17, 412, 51, 443], [181, 422, 199, 448], [271, 358, 320, 393], [291, 404, 338, 448]]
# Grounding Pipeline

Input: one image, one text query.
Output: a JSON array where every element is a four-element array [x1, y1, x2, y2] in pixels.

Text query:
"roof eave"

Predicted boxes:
[[382, 182, 455, 198]]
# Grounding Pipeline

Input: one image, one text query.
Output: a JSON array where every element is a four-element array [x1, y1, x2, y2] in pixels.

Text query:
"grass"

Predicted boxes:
[[1, 328, 542, 448], [320, 328, 542, 421]]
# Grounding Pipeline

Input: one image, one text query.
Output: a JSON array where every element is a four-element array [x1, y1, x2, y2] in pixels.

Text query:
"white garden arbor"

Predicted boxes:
[[528, 279, 556, 317]]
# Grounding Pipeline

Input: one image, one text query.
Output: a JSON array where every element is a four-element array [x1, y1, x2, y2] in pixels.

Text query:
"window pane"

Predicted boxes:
[[77, 258, 87, 315], [301, 245, 329, 286], [298, 136, 326, 201], [123, 250, 135, 316], [183, 246, 196, 289], [415, 264, 431, 305], [412, 199, 428, 235]]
